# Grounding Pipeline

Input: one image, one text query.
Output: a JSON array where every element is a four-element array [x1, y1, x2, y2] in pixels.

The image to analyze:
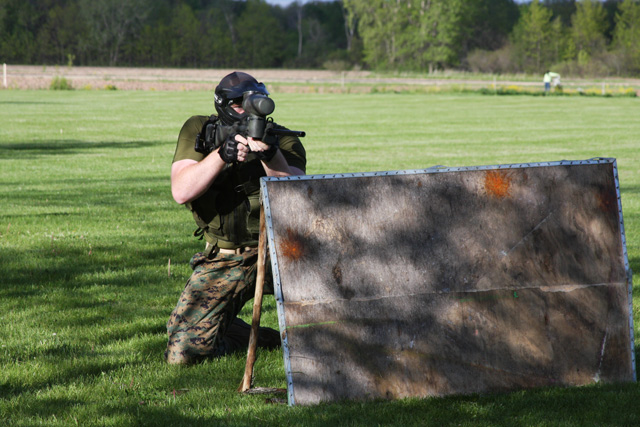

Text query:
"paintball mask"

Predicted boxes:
[[195, 71, 304, 158], [214, 71, 273, 128]]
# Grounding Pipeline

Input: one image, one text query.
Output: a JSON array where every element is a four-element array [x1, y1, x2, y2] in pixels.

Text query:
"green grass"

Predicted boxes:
[[1, 89, 639, 426]]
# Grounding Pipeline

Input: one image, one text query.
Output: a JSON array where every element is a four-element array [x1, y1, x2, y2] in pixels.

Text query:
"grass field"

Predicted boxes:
[[1, 88, 639, 426]]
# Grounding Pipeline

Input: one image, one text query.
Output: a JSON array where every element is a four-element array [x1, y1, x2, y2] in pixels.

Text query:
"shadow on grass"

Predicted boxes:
[[630, 256, 639, 281], [6, 398, 227, 426], [255, 382, 640, 426], [620, 185, 640, 195], [1, 163, 636, 425], [0, 174, 171, 213], [0, 359, 126, 399], [0, 242, 186, 289], [9, 380, 636, 426], [0, 139, 163, 159], [0, 101, 61, 105]]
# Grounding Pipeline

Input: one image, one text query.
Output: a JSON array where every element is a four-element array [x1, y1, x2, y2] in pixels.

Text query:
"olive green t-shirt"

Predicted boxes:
[[173, 115, 306, 170], [172, 115, 306, 248]]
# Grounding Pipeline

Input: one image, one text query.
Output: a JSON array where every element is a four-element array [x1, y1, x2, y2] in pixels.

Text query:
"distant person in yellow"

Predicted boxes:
[[543, 71, 560, 93]]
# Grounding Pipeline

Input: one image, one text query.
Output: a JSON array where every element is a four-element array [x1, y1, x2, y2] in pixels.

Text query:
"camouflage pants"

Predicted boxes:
[[165, 248, 274, 364]]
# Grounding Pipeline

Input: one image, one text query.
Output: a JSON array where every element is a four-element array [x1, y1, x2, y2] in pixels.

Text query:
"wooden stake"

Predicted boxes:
[[239, 203, 268, 392]]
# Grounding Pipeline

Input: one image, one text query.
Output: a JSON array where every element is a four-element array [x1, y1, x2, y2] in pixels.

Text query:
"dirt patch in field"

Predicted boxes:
[[1, 65, 378, 91], [0, 65, 526, 92], [2, 65, 639, 95]]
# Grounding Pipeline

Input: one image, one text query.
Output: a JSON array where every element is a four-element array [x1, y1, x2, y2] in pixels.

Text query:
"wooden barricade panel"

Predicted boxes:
[[261, 159, 635, 405]]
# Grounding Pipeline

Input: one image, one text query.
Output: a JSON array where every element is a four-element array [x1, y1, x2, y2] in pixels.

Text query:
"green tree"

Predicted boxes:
[[212, 0, 244, 66], [341, 0, 357, 54], [79, 0, 152, 65], [36, 2, 87, 65], [169, 3, 203, 67], [549, 14, 571, 63], [0, 0, 42, 63], [343, 0, 402, 69], [460, 0, 520, 54], [236, 0, 286, 67], [402, 0, 463, 71], [612, 0, 640, 74], [344, 0, 463, 71], [543, 0, 576, 26], [131, 23, 168, 67], [570, 0, 607, 62], [201, 6, 235, 68], [284, 0, 349, 68], [124, 0, 173, 66], [511, 0, 555, 72]]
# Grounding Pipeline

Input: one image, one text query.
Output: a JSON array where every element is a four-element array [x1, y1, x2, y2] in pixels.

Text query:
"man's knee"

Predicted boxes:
[[165, 329, 218, 364]]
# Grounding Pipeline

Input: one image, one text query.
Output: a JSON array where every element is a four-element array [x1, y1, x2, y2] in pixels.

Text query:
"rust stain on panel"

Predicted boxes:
[[597, 189, 617, 213], [332, 263, 343, 285], [484, 170, 512, 199], [280, 227, 305, 261]]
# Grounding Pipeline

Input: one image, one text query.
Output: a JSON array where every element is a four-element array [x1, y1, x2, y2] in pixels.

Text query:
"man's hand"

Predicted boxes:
[[218, 134, 251, 163], [233, 134, 278, 162]]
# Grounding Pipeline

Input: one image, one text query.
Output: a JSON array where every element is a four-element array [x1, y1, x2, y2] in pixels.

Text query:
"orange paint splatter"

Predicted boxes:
[[596, 190, 617, 213], [484, 170, 512, 199], [280, 228, 304, 261]]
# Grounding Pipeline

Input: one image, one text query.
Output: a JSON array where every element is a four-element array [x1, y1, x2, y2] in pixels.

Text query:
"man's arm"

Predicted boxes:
[[238, 134, 305, 177], [171, 138, 251, 204], [261, 149, 305, 177], [171, 136, 302, 204], [171, 155, 223, 205]]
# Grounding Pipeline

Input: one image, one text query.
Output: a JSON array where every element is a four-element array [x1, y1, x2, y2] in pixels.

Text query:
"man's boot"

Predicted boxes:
[[221, 317, 281, 354]]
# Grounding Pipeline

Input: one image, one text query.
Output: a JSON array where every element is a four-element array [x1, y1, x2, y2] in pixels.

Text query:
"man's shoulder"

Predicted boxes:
[[183, 115, 213, 128], [174, 115, 214, 164], [178, 115, 216, 141]]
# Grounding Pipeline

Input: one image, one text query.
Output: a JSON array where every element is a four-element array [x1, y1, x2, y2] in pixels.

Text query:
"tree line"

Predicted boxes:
[[1, 0, 639, 76], [0, 0, 350, 69]]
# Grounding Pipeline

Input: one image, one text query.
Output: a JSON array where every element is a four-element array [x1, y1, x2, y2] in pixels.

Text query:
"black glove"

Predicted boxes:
[[254, 123, 279, 162], [218, 134, 239, 163]]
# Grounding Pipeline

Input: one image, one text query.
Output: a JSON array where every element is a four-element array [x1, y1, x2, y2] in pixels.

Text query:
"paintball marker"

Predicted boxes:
[[195, 93, 305, 155]]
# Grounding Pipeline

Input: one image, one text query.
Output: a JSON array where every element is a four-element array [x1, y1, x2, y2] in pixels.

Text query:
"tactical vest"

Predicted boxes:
[[186, 156, 266, 251]]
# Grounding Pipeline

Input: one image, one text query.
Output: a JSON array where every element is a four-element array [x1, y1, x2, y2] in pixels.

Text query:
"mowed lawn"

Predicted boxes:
[[1, 88, 639, 426]]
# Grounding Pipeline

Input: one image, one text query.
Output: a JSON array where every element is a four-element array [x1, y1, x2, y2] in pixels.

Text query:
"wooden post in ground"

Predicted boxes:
[[239, 203, 267, 392]]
